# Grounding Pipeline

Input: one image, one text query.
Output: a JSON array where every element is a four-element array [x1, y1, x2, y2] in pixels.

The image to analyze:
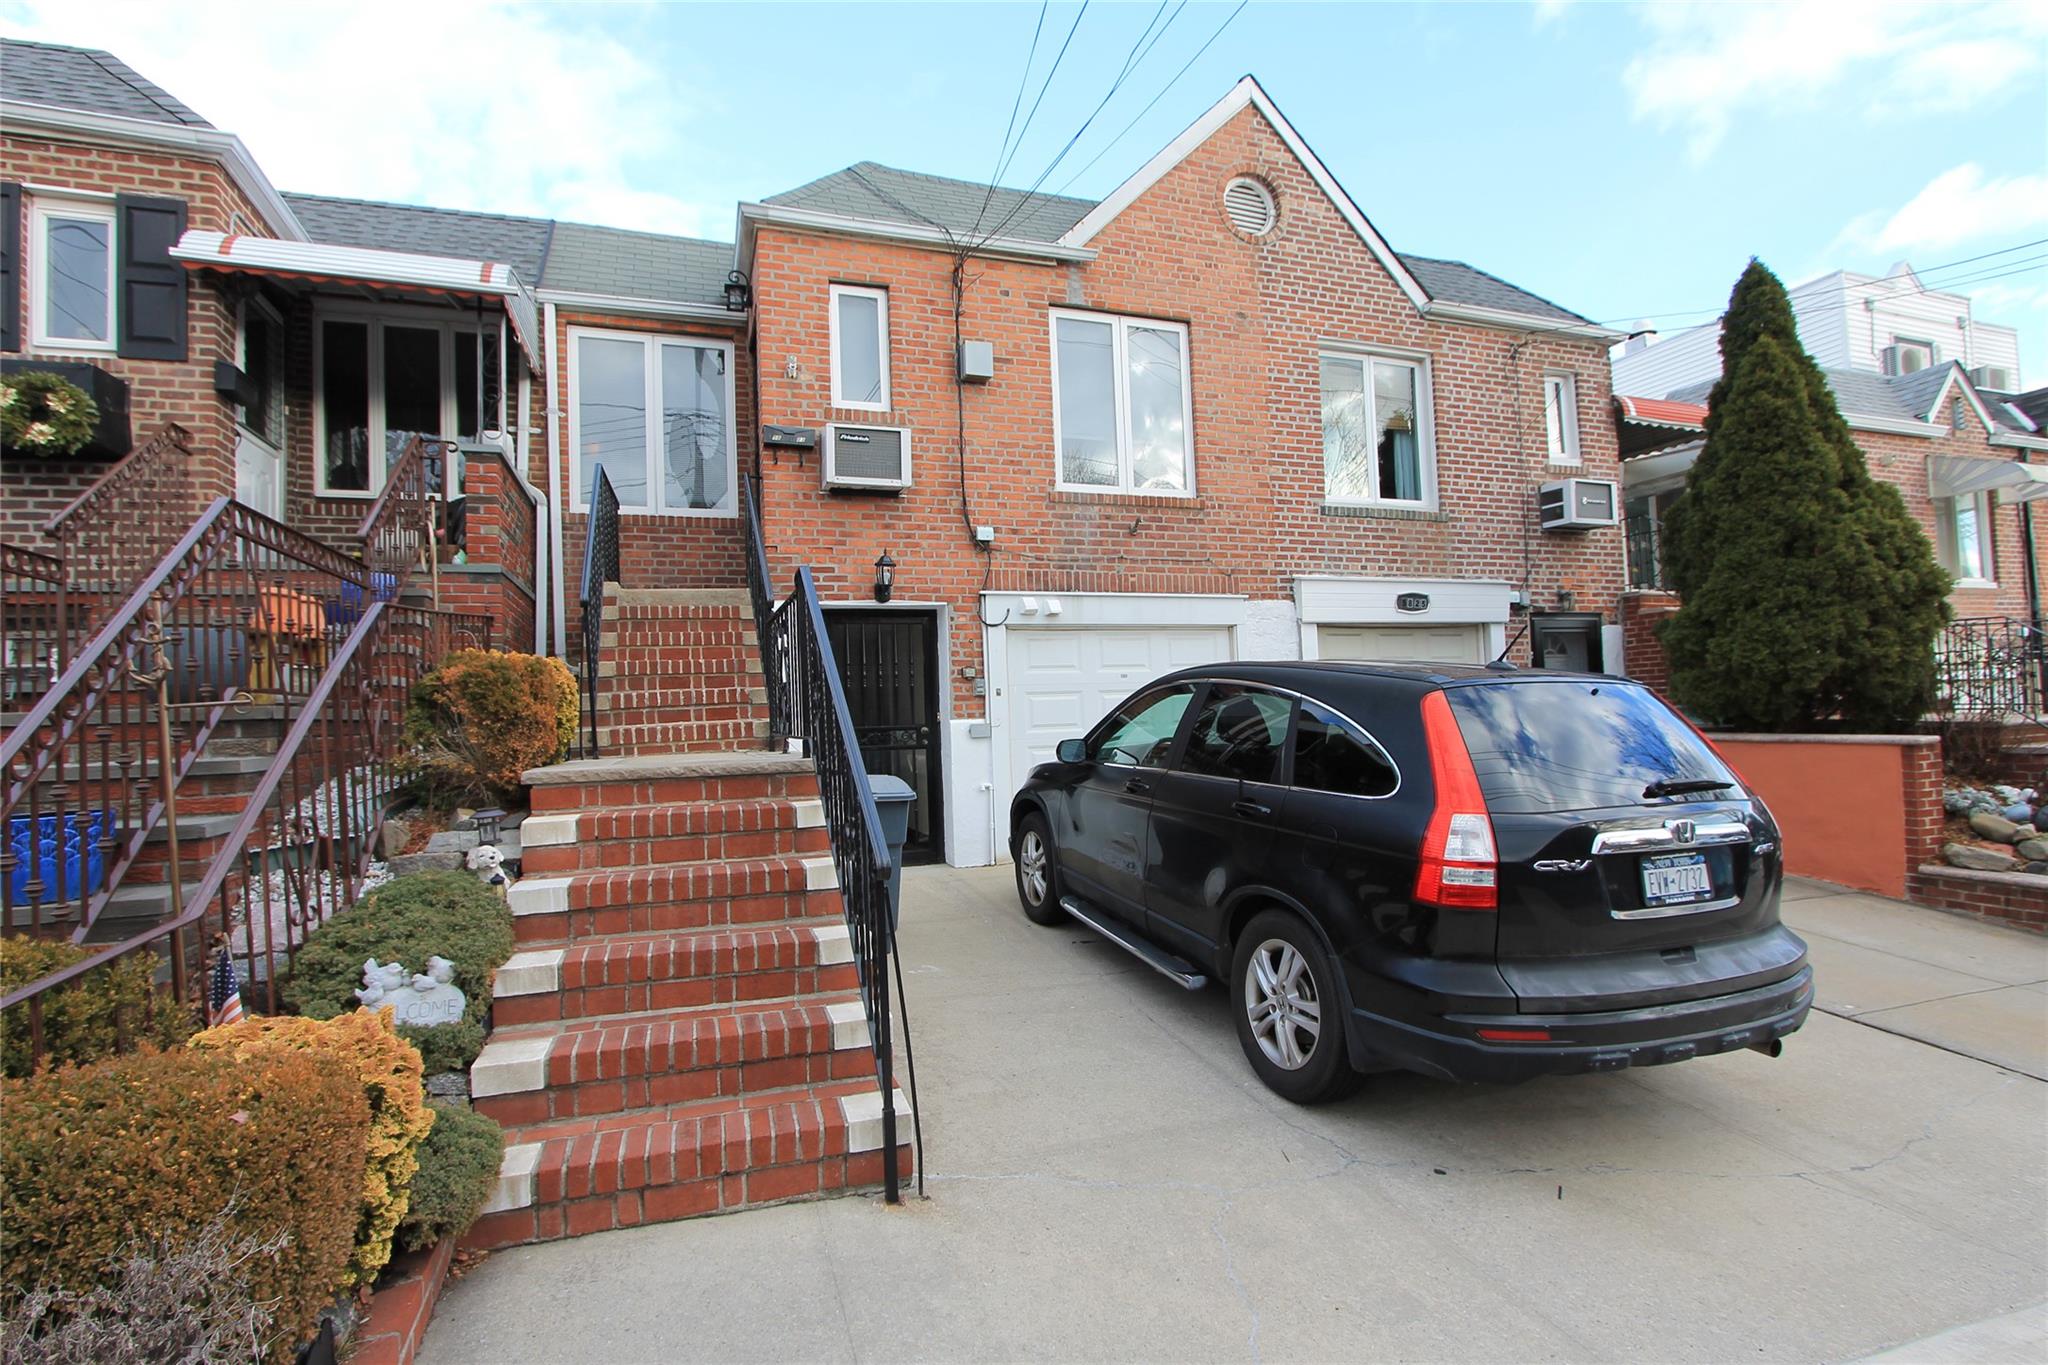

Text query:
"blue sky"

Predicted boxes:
[[5, 1, 2044, 378]]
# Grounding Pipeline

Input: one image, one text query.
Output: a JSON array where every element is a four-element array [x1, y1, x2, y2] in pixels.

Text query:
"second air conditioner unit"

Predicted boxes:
[[1538, 478, 1619, 531], [822, 423, 911, 492]]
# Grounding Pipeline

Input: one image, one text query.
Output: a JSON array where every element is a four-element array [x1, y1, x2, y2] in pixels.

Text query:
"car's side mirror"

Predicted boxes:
[[1056, 738, 1087, 763]]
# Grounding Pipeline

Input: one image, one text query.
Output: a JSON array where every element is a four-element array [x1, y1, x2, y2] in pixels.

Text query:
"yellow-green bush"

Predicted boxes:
[[402, 649, 578, 805], [0, 938, 196, 1079], [0, 1045, 368, 1364], [191, 1009, 432, 1288]]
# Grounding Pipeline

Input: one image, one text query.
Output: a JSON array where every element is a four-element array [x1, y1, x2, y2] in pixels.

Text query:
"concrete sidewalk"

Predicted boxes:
[[423, 871, 2046, 1365]]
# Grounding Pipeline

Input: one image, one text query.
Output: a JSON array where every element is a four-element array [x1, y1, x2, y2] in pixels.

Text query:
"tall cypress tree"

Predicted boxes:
[[1660, 262, 1950, 731]]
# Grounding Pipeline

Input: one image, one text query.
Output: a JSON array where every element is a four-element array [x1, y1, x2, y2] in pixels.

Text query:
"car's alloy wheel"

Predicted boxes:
[[1019, 829, 1050, 907], [1244, 938, 1321, 1070], [1013, 814, 1066, 926]]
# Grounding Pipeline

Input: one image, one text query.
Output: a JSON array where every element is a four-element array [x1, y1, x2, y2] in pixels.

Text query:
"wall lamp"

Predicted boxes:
[[723, 269, 753, 312], [873, 552, 896, 603]]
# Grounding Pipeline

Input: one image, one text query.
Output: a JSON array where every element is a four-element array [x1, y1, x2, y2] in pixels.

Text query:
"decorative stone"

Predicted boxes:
[[2027, 862, 2048, 876], [1968, 811, 2022, 843], [378, 817, 412, 861], [2002, 804, 2036, 824], [426, 829, 482, 855], [1945, 842, 2020, 872], [388, 850, 463, 878], [425, 1071, 470, 1101], [2018, 837, 2048, 862]]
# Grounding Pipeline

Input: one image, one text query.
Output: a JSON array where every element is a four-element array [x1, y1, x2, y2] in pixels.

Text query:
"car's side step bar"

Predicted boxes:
[[1060, 896, 1208, 991]]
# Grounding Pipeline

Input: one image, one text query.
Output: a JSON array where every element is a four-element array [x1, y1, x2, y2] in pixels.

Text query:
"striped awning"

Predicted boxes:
[[1928, 455, 2048, 504]]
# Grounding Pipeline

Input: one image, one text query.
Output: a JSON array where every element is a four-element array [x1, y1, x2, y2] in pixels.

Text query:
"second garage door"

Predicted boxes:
[[1004, 626, 1232, 797], [1319, 624, 1489, 664]]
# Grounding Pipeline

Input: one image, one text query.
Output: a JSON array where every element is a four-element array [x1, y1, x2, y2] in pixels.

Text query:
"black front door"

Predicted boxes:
[[826, 609, 944, 865], [1531, 612, 1605, 673]]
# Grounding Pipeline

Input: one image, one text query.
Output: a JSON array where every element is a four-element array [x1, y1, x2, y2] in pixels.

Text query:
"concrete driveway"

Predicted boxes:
[[424, 870, 2047, 1364]]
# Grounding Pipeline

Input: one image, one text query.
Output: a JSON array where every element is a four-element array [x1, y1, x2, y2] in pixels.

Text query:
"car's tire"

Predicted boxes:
[[1231, 908, 1362, 1104], [1013, 813, 1067, 926]]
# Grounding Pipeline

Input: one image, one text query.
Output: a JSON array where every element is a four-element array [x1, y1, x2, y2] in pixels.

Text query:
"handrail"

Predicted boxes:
[[577, 465, 620, 757], [738, 473, 789, 748], [44, 420, 194, 541], [357, 434, 444, 608]]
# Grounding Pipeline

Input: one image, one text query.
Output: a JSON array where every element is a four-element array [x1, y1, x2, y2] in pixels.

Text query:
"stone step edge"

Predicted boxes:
[[519, 799, 824, 851], [479, 1086, 914, 1216], [470, 998, 872, 1098], [522, 750, 815, 787], [495, 924, 852, 998], [506, 856, 839, 919]]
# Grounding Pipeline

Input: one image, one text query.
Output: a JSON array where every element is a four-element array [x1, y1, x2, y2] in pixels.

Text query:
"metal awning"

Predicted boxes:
[[1928, 454, 2048, 504], [169, 231, 542, 372]]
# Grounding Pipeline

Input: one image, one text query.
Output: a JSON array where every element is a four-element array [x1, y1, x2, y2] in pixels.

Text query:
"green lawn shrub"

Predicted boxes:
[[398, 1102, 505, 1253]]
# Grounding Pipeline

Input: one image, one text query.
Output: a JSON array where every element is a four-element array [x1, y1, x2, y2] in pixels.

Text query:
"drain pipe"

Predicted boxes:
[[543, 300, 568, 655], [515, 364, 548, 655]]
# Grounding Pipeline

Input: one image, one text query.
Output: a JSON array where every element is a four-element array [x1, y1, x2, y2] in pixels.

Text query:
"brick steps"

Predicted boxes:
[[600, 719, 771, 754], [509, 853, 843, 944], [518, 797, 828, 875], [494, 921, 856, 1025]]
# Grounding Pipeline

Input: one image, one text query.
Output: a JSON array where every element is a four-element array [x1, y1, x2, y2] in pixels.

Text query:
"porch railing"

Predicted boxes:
[[2, 542, 69, 709], [577, 465, 621, 757], [738, 473, 789, 748], [1935, 616, 2047, 721], [358, 434, 446, 609], [1624, 510, 1667, 591], [1, 498, 371, 940]]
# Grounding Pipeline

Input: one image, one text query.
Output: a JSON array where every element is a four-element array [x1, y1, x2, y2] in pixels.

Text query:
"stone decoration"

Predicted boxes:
[[1944, 843, 2021, 873], [1968, 811, 2022, 843], [354, 955, 467, 1028]]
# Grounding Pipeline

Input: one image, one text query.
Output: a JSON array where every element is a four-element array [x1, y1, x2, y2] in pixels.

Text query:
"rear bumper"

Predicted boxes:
[[1347, 965, 1815, 1084]]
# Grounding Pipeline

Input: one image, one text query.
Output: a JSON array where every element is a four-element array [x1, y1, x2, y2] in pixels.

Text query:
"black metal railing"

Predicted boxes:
[[577, 465, 621, 757], [1935, 616, 2048, 721], [1624, 510, 1667, 591], [738, 473, 789, 749], [768, 567, 921, 1202]]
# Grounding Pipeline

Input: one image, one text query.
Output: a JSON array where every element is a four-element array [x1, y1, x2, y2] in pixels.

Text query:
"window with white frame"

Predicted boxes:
[[570, 328, 735, 517], [1933, 492, 1993, 585], [1051, 309, 1193, 495], [830, 284, 890, 410], [31, 198, 116, 350], [1544, 372, 1581, 465], [315, 309, 506, 496], [1319, 351, 1432, 506]]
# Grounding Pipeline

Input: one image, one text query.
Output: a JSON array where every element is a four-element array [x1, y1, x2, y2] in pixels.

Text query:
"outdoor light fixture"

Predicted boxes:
[[723, 270, 753, 312], [474, 807, 505, 845], [1555, 589, 1577, 611], [873, 552, 896, 603]]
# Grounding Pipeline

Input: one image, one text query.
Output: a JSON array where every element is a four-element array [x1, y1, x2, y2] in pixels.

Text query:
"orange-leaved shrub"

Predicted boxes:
[[0, 1045, 368, 1364], [0, 938, 196, 1078], [402, 649, 578, 805], [191, 1008, 433, 1288]]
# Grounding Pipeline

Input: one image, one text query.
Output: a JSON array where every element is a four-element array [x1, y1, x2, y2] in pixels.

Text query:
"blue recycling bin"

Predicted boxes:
[[868, 775, 915, 931]]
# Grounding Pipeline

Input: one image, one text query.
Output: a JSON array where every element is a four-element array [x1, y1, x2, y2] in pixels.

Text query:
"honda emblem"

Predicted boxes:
[[1670, 819, 1696, 845]]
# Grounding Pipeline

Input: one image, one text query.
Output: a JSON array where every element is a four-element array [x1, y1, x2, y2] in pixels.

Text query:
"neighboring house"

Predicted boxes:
[[741, 77, 1629, 866]]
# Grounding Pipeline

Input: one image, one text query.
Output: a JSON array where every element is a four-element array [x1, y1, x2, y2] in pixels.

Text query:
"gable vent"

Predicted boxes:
[[1223, 177, 1276, 236]]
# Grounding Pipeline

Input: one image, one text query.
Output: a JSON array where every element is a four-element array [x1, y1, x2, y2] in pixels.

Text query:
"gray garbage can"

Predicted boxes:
[[868, 775, 916, 931]]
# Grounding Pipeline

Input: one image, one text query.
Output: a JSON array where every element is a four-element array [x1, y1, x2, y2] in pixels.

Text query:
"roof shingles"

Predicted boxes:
[[1, 38, 211, 127]]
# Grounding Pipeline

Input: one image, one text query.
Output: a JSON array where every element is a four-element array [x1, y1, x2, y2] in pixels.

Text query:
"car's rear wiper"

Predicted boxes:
[[1643, 778, 1736, 798]]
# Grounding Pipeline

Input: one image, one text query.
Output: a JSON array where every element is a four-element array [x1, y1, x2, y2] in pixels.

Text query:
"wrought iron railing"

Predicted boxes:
[[738, 473, 789, 749], [1, 498, 371, 940], [1624, 510, 1668, 591], [2, 542, 69, 708], [1935, 616, 2047, 721], [577, 465, 621, 757], [358, 434, 446, 609], [768, 566, 921, 1202]]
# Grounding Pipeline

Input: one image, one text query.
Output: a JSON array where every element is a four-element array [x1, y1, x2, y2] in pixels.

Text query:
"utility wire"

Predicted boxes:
[[970, 0, 1051, 238], [987, 1, 1093, 207]]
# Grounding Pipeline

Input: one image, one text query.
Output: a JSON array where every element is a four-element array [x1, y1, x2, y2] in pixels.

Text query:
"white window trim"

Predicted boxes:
[[828, 283, 891, 412], [1317, 346, 1438, 510], [1936, 490, 1996, 588], [1544, 372, 1582, 466], [566, 324, 738, 520], [29, 196, 117, 353], [311, 303, 508, 499], [1048, 307, 1197, 498]]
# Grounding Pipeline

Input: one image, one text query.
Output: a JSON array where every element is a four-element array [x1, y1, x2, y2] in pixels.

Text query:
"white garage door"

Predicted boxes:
[[1004, 626, 1232, 796], [1320, 624, 1488, 664]]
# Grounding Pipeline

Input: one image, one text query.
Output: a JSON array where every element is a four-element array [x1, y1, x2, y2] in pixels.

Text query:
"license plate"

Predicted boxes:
[[1641, 853, 1713, 906]]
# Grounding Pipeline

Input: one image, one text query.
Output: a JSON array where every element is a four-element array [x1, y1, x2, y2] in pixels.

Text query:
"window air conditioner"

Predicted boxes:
[[822, 423, 911, 492], [1538, 478, 1619, 531], [1969, 365, 2012, 392], [1884, 343, 1933, 376]]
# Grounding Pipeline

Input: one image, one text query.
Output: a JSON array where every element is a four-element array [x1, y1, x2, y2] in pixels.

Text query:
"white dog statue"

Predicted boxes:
[[466, 843, 515, 894]]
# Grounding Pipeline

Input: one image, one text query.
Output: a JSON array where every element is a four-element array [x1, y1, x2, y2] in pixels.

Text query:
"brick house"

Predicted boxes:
[[740, 78, 1630, 866]]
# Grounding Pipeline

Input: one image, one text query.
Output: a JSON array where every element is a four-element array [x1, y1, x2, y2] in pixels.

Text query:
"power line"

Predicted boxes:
[[970, 1, 1052, 238], [986, 0, 1093, 216]]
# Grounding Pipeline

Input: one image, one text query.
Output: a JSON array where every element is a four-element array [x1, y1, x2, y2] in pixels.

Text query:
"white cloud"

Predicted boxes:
[[0, 1, 732, 238], [1623, 0, 2047, 163], [1854, 164, 2048, 254]]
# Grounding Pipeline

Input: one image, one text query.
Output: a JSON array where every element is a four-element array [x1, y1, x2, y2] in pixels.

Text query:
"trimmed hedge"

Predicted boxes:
[[0, 938, 196, 1079], [398, 1102, 505, 1253], [191, 1010, 432, 1289], [281, 871, 514, 1075], [0, 1046, 368, 1364], [402, 649, 578, 805]]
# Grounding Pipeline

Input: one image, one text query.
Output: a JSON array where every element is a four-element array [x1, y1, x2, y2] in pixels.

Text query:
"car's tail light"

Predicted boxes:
[[1415, 690, 1498, 911]]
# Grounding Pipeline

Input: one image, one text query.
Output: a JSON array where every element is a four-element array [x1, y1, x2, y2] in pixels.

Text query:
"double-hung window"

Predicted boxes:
[[315, 311, 507, 496], [570, 327, 735, 517], [1933, 492, 1993, 585], [1544, 373, 1581, 465], [1051, 309, 1193, 496], [30, 198, 116, 351], [1320, 351, 1433, 507], [830, 284, 890, 410]]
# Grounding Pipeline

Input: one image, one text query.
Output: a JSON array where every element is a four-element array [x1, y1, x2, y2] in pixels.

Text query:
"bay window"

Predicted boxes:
[[314, 310, 506, 496], [1050, 309, 1193, 496], [1320, 351, 1433, 506], [569, 327, 735, 517]]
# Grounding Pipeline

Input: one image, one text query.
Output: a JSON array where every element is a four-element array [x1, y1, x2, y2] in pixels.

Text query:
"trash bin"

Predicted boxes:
[[868, 775, 916, 931]]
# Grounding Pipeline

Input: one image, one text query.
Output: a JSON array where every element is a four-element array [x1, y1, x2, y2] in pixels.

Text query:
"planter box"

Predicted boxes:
[[1712, 733, 1943, 899], [0, 359, 132, 459]]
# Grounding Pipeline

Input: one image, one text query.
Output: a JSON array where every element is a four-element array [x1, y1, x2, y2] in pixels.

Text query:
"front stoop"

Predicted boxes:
[[466, 750, 913, 1252]]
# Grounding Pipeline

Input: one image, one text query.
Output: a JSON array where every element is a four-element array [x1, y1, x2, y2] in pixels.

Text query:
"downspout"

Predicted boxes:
[[516, 365, 548, 655], [543, 300, 568, 655]]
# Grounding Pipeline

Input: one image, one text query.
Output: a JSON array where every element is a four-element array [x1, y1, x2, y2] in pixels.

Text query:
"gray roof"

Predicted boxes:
[[1668, 364, 2035, 434], [539, 222, 733, 309], [764, 161, 1095, 244], [1397, 254, 1592, 326], [283, 193, 554, 281], [1886, 361, 1959, 421], [0, 38, 211, 127]]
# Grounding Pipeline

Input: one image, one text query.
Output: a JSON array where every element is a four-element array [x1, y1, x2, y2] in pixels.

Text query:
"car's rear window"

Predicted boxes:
[[1443, 680, 1735, 814]]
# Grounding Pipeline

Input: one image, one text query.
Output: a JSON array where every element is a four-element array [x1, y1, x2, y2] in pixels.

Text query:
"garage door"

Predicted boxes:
[[1319, 624, 1488, 664], [1004, 627, 1232, 796]]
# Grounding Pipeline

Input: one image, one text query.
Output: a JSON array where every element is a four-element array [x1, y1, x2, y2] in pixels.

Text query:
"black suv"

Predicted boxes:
[[1009, 662, 1812, 1103]]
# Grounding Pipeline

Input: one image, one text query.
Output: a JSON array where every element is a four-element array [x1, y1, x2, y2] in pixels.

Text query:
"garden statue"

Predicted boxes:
[[411, 955, 456, 993], [354, 958, 408, 1006], [353, 955, 467, 1028], [466, 843, 516, 896]]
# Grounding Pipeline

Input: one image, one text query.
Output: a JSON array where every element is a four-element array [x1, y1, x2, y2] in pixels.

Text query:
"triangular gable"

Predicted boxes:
[[1057, 75, 1430, 312], [1920, 363, 2001, 434]]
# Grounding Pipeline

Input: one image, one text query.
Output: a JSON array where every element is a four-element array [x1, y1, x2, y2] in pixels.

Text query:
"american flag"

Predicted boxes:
[[208, 946, 244, 1028]]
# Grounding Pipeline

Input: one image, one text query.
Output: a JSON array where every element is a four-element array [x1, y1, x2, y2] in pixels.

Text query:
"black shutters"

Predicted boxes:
[[0, 182, 20, 353], [114, 193, 187, 361]]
